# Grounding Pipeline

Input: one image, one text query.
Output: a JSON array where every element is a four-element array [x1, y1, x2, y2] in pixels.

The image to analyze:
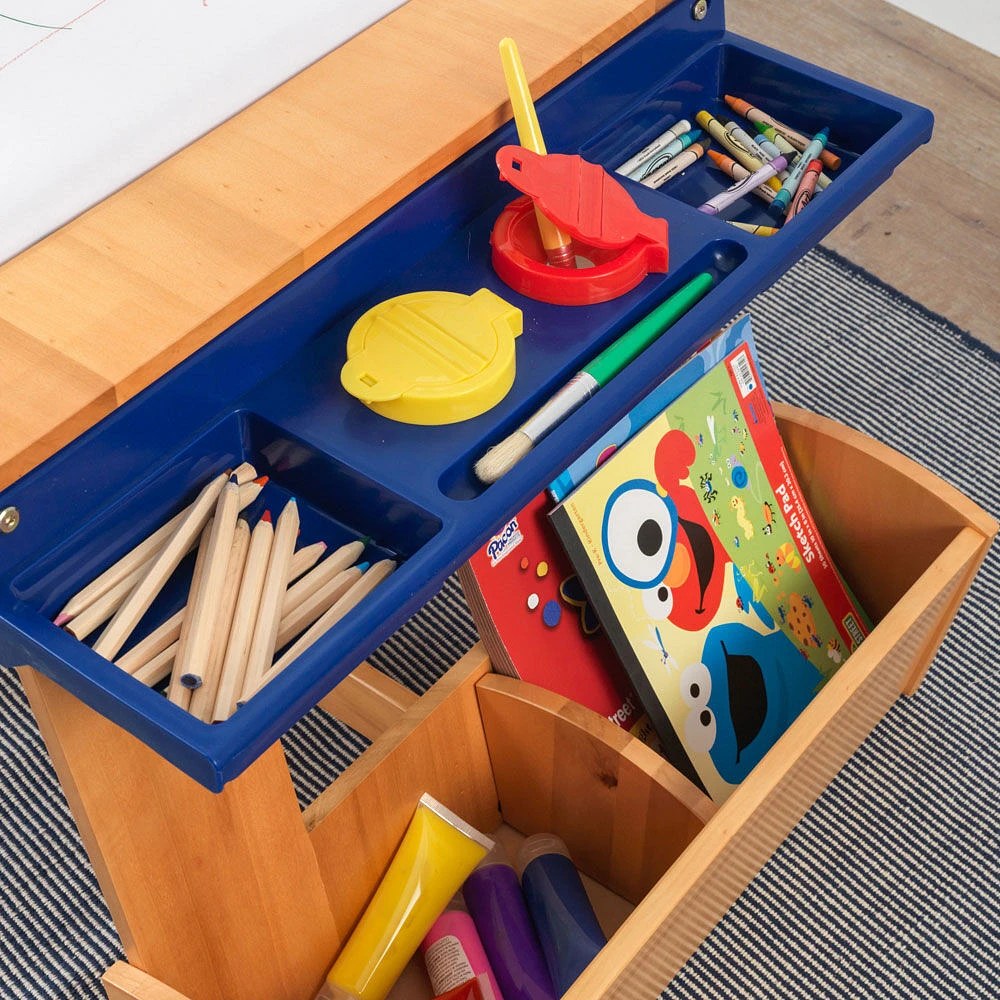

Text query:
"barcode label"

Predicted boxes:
[[730, 349, 757, 397]]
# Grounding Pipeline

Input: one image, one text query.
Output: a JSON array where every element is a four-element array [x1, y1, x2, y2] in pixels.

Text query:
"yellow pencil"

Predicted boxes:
[[499, 37, 575, 268]]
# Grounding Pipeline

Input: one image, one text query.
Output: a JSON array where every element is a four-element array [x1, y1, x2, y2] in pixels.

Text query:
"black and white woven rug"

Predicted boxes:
[[2, 245, 997, 999]]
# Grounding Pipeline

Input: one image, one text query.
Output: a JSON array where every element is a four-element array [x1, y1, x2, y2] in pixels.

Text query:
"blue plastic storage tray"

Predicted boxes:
[[0, 0, 933, 789]]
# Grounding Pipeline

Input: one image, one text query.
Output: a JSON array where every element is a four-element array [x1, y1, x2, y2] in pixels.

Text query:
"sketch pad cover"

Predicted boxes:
[[549, 318, 869, 802]]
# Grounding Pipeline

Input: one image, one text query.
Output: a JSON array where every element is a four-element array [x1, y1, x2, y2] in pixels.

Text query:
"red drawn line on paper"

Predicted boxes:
[[0, 0, 111, 73]]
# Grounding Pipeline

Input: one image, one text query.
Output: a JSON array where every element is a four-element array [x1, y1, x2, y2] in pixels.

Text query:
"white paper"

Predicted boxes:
[[0, 0, 408, 264]]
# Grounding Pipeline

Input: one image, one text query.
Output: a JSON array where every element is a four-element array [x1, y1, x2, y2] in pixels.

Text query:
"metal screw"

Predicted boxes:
[[0, 506, 19, 533], [692, 0, 709, 19]]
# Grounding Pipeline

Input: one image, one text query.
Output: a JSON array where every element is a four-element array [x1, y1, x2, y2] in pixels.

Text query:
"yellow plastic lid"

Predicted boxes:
[[341, 288, 523, 425]]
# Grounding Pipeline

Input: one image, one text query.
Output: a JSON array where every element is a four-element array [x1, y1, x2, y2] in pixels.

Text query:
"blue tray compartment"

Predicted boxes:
[[0, 0, 933, 789]]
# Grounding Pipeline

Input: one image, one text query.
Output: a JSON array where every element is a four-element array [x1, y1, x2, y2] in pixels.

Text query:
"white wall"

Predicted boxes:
[[883, 0, 1000, 57]]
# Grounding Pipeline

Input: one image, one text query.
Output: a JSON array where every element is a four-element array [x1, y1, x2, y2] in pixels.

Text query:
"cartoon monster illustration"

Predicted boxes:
[[601, 430, 732, 632], [679, 621, 822, 784], [699, 471, 718, 504], [775, 542, 801, 571], [761, 501, 775, 535]]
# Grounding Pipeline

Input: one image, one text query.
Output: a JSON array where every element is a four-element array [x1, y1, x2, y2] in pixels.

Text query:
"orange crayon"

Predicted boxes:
[[723, 95, 841, 172], [706, 148, 776, 204]]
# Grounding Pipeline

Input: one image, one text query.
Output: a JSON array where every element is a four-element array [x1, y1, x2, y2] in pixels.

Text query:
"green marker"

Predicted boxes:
[[771, 128, 829, 213], [474, 272, 715, 483]]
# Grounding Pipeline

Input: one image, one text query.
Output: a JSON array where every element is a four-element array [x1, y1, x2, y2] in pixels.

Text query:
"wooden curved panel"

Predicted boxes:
[[476, 673, 715, 906]]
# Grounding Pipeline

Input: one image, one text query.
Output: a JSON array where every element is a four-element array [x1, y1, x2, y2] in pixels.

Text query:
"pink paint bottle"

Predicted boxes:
[[421, 897, 504, 1000]]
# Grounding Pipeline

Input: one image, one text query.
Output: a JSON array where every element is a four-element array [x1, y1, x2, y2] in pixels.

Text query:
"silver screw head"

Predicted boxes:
[[0, 506, 19, 533], [692, 0, 709, 19]]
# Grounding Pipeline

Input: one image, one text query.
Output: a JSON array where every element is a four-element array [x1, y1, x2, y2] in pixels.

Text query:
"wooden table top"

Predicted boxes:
[[2, 0, 995, 493], [0, 0, 659, 492]]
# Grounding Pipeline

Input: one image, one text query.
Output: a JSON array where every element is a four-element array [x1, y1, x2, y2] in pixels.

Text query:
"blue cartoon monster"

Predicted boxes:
[[678, 621, 822, 784]]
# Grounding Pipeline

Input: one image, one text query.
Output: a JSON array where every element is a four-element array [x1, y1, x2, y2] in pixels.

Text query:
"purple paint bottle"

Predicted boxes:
[[462, 844, 557, 1000], [516, 835, 607, 995]]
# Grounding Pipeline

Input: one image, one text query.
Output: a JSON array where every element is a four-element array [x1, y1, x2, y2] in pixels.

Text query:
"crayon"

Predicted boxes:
[[784, 158, 823, 220], [627, 129, 702, 181], [615, 118, 691, 177], [641, 139, 709, 188], [695, 110, 782, 192], [705, 149, 776, 203], [753, 122, 832, 190], [723, 119, 786, 177], [771, 128, 828, 213], [698, 154, 788, 215], [726, 220, 780, 236], [724, 95, 841, 171]]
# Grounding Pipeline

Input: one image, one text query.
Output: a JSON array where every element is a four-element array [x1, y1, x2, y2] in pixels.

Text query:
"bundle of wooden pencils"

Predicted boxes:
[[54, 462, 395, 722]]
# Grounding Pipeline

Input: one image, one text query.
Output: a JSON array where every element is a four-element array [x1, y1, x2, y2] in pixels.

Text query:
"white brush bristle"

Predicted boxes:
[[473, 431, 534, 484]]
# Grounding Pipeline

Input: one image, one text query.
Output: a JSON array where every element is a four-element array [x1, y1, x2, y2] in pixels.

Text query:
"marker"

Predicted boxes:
[[784, 158, 823, 220], [705, 149, 776, 203], [641, 138, 709, 188], [753, 121, 832, 189], [615, 118, 692, 177], [771, 128, 828, 213], [724, 95, 841, 171], [628, 129, 702, 181], [698, 154, 788, 216], [695, 110, 782, 192]]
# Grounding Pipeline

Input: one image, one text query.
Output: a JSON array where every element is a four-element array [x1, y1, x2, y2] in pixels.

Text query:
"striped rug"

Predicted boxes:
[[1, 245, 996, 998]]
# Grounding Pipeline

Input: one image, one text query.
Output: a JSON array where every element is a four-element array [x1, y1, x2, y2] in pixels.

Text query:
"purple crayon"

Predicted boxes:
[[697, 154, 789, 216]]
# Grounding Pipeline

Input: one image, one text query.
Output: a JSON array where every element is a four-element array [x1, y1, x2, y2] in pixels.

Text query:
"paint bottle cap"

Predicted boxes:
[[312, 982, 362, 1000], [341, 288, 522, 425], [515, 832, 571, 876], [473, 840, 512, 872]]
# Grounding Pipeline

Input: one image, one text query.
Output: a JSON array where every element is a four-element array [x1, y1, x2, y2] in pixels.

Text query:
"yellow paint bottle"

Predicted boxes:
[[315, 794, 494, 1000]]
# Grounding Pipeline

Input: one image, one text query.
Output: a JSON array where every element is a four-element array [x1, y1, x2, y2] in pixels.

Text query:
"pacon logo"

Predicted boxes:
[[486, 517, 523, 566]]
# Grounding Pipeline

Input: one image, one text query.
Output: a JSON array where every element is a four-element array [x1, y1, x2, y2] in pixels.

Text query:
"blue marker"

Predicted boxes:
[[771, 128, 829, 213]]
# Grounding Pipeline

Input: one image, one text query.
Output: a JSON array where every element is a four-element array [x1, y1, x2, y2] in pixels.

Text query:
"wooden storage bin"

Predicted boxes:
[[22, 404, 995, 1000]]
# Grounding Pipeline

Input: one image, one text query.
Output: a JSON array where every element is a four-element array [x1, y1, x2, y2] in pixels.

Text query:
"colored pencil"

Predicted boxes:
[[274, 564, 364, 653], [211, 512, 274, 721], [250, 559, 397, 701], [92, 472, 228, 662], [166, 519, 214, 709], [239, 499, 300, 702], [171, 477, 241, 691], [188, 517, 250, 721]]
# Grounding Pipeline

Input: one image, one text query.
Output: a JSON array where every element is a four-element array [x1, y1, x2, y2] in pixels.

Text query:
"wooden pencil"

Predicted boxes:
[[64, 562, 148, 641], [238, 499, 299, 703], [288, 540, 327, 583], [131, 643, 176, 688], [56, 466, 261, 625], [92, 472, 228, 662], [188, 517, 251, 721], [165, 519, 214, 709], [115, 532, 321, 679], [281, 538, 366, 614], [231, 462, 258, 484], [252, 558, 396, 699], [237, 475, 269, 509], [274, 565, 363, 652], [171, 477, 241, 691], [211, 513, 273, 721]]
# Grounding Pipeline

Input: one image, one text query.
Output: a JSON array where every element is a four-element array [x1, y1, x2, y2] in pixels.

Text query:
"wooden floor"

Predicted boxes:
[[730, 0, 1000, 350]]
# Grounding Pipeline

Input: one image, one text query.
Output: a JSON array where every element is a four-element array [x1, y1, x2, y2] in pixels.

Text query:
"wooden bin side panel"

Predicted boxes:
[[19, 669, 337, 1000], [774, 402, 996, 623], [477, 674, 716, 906], [304, 645, 501, 945], [568, 529, 984, 1000]]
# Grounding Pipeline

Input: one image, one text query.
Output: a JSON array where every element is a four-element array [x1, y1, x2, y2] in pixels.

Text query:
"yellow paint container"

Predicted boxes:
[[315, 793, 494, 1000]]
